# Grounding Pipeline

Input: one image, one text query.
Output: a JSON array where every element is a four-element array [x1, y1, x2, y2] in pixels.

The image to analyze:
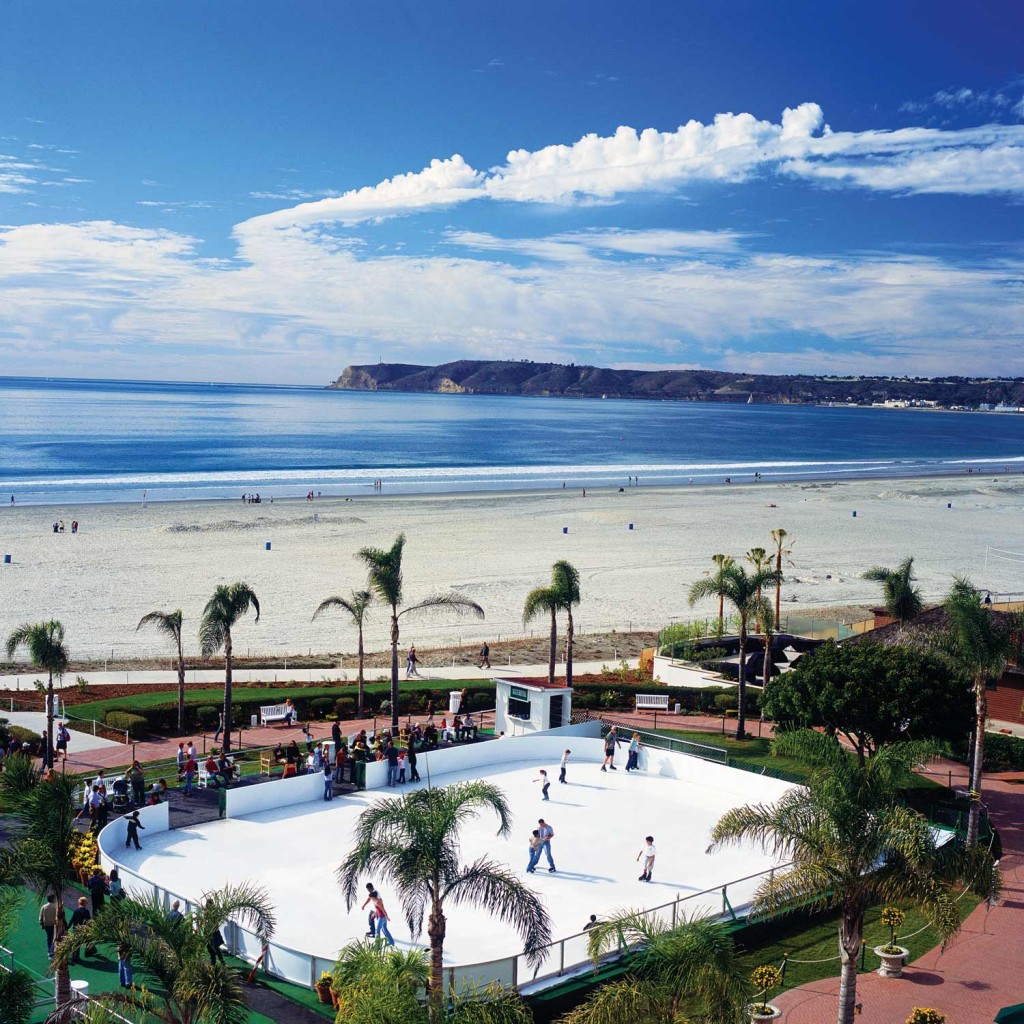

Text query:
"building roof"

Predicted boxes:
[[494, 676, 572, 691], [851, 604, 1015, 649]]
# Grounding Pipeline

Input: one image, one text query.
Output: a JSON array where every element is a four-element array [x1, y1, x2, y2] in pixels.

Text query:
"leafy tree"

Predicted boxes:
[[53, 883, 275, 1024], [689, 564, 777, 738], [942, 576, 1013, 847], [199, 582, 260, 753], [5, 620, 69, 769], [762, 640, 973, 763], [358, 534, 484, 731], [314, 589, 373, 715], [523, 585, 560, 685], [770, 528, 793, 630], [563, 913, 747, 1024], [137, 609, 187, 734], [338, 781, 551, 1005], [862, 556, 923, 622], [552, 561, 581, 688], [709, 731, 997, 1024]]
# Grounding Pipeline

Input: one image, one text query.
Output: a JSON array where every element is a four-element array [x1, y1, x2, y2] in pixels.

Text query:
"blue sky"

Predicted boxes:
[[1, 0, 1023, 383]]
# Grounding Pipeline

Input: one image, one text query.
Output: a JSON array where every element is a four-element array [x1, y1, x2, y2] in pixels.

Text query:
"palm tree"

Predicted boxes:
[[564, 913, 747, 1024], [137, 609, 187, 734], [199, 582, 260, 754], [862, 556, 923, 622], [706, 555, 735, 637], [357, 534, 484, 731], [689, 564, 778, 739], [314, 589, 372, 716], [745, 547, 770, 631], [523, 584, 560, 685], [552, 560, 581, 688], [943, 576, 1013, 847], [0, 888, 37, 1024], [770, 528, 792, 630], [53, 882, 275, 1024], [338, 781, 552, 1004], [6, 620, 69, 769], [709, 730, 997, 1024]]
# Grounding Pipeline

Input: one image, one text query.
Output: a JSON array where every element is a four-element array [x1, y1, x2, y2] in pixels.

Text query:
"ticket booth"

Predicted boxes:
[[494, 679, 572, 736]]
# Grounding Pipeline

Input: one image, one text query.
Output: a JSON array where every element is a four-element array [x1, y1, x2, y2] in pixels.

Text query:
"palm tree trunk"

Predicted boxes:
[[390, 607, 400, 731], [717, 594, 724, 637], [836, 911, 863, 1024], [547, 609, 557, 685], [566, 607, 574, 689], [774, 550, 783, 630], [427, 895, 447, 1022], [357, 625, 365, 717], [222, 628, 233, 753], [736, 619, 747, 740], [176, 640, 186, 735], [967, 678, 987, 847], [45, 670, 55, 770], [763, 633, 771, 690]]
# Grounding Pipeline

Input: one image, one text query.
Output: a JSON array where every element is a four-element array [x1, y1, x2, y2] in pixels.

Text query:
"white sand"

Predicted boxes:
[[1, 476, 1022, 662]]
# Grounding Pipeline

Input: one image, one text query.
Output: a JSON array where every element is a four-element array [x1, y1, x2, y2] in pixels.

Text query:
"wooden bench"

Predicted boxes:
[[260, 704, 291, 726], [635, 694, 670, 712]]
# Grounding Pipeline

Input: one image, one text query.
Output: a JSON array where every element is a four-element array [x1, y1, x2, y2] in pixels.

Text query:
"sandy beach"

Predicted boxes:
[[1, 475, 1022, 664]]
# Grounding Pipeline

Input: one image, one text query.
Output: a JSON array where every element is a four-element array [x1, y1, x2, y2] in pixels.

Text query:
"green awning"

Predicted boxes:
[[995, 1003, 1024, 1022]]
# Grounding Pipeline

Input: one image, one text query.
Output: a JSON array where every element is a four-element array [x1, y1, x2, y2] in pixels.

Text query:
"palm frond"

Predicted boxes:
[[136, 609, 183, 643], [399, 593, 485, 621]]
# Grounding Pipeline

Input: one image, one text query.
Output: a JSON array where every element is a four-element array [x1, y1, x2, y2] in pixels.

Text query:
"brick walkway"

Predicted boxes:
[[775, 759, 1024, 1023]]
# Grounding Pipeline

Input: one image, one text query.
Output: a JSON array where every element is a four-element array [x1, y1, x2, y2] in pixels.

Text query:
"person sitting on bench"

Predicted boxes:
[[462, 713, 477, 740], [216, 754, 236, 786]]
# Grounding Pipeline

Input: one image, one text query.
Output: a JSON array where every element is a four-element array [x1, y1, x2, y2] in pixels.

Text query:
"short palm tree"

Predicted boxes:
[[707, 554, 735, 637], [358, 534, 484, 731], [862, 556, 922, 622], [746, 547, 770, 631], [0, 889, 35, 1024], [709, 730, 997, 1024], [199, 582, 260, 753], [6, 620, 69, 769], [943, 576, 1013, 847], [523, 584, 560, 684], [314, 589, 372, 716], [339, 781, 552, 1002], [770, 528, 793, 630], [137, 609, 187, 734], [565, 912, 747, 1024], [53, 883, 276, 1024], [552, 560, 581, 688], [689, 564, 778, 738]]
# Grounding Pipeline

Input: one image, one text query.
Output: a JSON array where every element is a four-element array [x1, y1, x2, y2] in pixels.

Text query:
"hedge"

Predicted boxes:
[[104, 711, 149, 739], [981, 732, 1024, 772], [572, 682, 759, 715], [195, 706, 219, 728], [309, 697, 334, 718]]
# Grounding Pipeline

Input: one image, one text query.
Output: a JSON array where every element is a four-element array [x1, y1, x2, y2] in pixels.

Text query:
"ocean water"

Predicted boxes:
[[1, 376, 1023, 506]]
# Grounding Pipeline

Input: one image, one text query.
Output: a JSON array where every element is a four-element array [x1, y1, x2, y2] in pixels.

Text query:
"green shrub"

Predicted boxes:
[[469, 692, 492, 710], [310, 697, 334, 719], [104, 711, 148, 739], [600, 690, 624, 709], [714, 693, 738, 712], [980, 732, 1024, 772], [334, 697, 356, 718], [195, 705, 219, 728], [572, 691, 599, 709]]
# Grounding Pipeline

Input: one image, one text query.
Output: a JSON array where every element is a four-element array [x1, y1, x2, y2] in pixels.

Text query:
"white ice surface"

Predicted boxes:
[[120, 755, 788, 968]]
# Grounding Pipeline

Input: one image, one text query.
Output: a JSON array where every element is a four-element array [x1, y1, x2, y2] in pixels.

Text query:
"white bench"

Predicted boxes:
[[635, 694, 670, 712], [260, 704, 291, 725]]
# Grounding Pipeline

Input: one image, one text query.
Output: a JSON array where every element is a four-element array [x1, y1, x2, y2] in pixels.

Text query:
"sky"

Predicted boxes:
[[1, 0, 1023, 385]]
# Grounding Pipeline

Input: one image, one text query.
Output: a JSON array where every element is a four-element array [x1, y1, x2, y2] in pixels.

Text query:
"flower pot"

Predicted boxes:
[[873, 945, 909, 978], [747, 1003, 782, 1022], [316, 984, 333, 1004], [330, 989, 340, 1009]]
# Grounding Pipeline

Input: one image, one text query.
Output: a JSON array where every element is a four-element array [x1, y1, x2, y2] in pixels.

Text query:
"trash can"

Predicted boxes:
[[250, 713, 258, 728], [353, 760, 367, 790], [449, 691, 463, 714], [70, 980, 89, 1002], [674, 703, 682, 715]]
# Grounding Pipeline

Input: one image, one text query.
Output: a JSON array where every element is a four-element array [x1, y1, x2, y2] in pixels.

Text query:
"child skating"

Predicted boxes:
[[559, 749, 570, 783], [636, 835, 656, 882], [534, 769, 551, 801]]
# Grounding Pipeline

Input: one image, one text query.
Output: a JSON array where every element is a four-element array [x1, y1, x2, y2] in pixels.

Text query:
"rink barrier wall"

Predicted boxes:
[[97, 733, 795, 992]]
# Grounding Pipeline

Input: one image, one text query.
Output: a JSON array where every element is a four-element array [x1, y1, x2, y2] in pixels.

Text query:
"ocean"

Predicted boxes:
[[1, 376, 1023, 506]]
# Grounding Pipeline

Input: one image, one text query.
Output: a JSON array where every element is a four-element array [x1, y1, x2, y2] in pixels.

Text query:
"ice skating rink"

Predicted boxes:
[[115, 735, 793, 980]]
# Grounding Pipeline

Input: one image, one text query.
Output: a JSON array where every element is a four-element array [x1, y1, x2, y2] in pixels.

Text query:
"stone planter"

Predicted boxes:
[[874, 944, 909, 978], [747, 1004, 782, 1022]]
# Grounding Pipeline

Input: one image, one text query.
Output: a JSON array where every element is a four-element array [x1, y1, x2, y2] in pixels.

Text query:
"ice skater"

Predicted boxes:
[[125, 811, 145, 850], [371, 891, 395, 945], [537, 818, 556, 872], [534, 769, 550, 801], [559, 749, 570, 784], [526, 829, 542, 873], [625, 732, 641, 771], [361, 882, 378, 937], [601, 727, 619, 771], [636, 835, 656, 882]]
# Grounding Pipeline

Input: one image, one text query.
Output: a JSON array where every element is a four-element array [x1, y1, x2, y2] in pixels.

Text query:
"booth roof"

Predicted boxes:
[[493, 676, 572, 690]]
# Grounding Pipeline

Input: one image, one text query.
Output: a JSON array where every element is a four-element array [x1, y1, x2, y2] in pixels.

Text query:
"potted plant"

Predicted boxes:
[[874, 906, 909, 978], [747, 964, 783, 1022], [906, 1009, 945, 1024], [314, 971, 333, 1004]]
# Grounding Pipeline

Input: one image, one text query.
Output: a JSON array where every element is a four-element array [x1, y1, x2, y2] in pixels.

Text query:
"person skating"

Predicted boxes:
[[125, 810, 145, 850], [534, 769, 550, 801], [601, 727, 619, 771], [559, 749, 570, 784], [636, 835, 656, 882], [537, 818, 556, 872], [371, 891, 395, 945], [361, 882, 378, 937], [625, 732, 641, 771], [526, 829, 543, 873]]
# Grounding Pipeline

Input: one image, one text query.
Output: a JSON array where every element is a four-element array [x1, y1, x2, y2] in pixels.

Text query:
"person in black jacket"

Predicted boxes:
[[69, 897, 92, 962], [125, 811, 145, 850]]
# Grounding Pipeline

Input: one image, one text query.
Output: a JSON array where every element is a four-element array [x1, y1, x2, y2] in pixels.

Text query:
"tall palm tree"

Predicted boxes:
[[565, 913, 747, 1024], [523, 584, 560, 685], [137, 609, 187, 734], [689, 564, 778, 739], [862, 556, 923, 622], [745, 547, 770, 631], [943, 576, 1013, 847], [6, 620, 69, 769], [339, 781, 552, 1005], [53, 883, 276, 1024], [706, 555, 735, 637], [199, 582, 260, 754], [552, 560, 581, 688], [770, 528, 793, 630], [709, 730, 997, 1024], [314, 589, 372, 716], [358, 534, 484, 731]]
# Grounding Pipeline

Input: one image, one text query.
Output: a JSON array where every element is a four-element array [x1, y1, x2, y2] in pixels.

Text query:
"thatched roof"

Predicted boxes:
[[850, 605, 1015, 650]]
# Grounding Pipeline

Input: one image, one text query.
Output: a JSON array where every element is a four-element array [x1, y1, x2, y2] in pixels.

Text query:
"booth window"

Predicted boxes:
[[508, 697, 531, 720]]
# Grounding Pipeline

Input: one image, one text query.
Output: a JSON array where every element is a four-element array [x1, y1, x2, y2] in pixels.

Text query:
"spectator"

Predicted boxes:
[[68, 897, 92, 962], [117, 943, 133, 988], [183, 753, 198, 798], [384, 741, 400, 787], [39, 893, 61, 959], [169, 900, 185, 925], [108, 868, 123, 900], [129, 761, 146, 806], [87, 866, 109, 915], [283, 698, 296, 727]]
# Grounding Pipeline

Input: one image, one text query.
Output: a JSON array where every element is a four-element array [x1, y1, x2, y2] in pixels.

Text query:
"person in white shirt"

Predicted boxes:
[[637, 835, 656, 882], [559, 749, 571, 784]]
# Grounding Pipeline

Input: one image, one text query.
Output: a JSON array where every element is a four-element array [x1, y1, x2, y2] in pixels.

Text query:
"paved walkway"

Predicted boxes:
[[775, 758, 1024, 1023], [2, 710, 121, 751]]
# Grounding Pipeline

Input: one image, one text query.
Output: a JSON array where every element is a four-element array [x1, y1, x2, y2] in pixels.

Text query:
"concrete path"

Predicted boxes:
[[1, 709, 121, 751], [775, 758, 1023, 1024]]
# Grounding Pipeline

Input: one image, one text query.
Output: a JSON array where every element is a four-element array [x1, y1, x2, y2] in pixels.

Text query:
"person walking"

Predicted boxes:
[[39, 893, 60, 960], [526, 829, 543, 873], [169, 900, 185, 925], [601, 727, 619, 771], [87, 866, 108, 915], [323, 761, 333, 801], [125, 810, 145, 850], [55, 721, 71, 761], [534, 769, 551, 801], [636, 835, 656, 882], [625, 732, 642, 772], [559, 749, 571, 784], [213, 711, 224, 743], [69, 897, 92, 962], [207, 924, 226, 965], [425, 698, 435, 721], [537, 818, 556, 872], [478, 642, 491, 669], [406, 645, 420, 678], [372, 891, 395, 945]]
